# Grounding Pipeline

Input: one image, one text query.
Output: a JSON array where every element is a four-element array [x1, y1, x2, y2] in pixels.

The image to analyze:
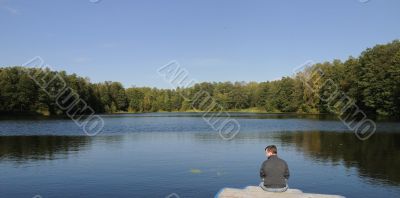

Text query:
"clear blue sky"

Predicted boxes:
[[1, 0, 399, 88]]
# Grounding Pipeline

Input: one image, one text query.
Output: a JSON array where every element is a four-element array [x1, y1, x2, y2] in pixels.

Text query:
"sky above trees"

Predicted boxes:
[[1, 0, 400, 88]]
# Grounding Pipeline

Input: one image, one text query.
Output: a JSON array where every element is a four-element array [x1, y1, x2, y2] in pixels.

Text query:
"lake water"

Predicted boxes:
[[1, 113, 400, 198]]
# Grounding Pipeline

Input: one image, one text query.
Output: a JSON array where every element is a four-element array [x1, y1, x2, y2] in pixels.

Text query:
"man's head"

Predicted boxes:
[[265, 145, 277, 157]]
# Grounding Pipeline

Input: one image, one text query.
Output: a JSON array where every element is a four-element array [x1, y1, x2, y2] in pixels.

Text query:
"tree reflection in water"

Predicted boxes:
[[277, 131, 400, 185], [0, 136, 91, 162]]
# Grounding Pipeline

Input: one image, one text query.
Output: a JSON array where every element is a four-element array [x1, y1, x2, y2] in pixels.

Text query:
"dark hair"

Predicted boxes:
[[265, 145, 277, 154]]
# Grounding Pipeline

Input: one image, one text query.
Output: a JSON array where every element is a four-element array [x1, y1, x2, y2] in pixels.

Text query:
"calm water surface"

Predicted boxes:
[[0, 113, 400, 198]]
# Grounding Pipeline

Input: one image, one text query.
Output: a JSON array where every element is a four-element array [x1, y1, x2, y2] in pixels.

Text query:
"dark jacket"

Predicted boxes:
[[260, 155, 290, 188]]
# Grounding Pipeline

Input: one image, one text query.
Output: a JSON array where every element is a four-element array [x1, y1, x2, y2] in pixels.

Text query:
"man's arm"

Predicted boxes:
[[260, 161, 266, 178], [284, 162, 290, 179]]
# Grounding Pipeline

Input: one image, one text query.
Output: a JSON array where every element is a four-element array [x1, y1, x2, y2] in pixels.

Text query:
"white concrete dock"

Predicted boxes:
[[216, 186, 345, 198]]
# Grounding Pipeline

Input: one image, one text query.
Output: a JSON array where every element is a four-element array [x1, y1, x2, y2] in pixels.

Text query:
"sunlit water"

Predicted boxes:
[[0, 113, 399, 198]]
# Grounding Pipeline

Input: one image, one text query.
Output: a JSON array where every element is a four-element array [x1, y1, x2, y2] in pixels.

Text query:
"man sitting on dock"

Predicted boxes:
[[259, 145, 290, 192]]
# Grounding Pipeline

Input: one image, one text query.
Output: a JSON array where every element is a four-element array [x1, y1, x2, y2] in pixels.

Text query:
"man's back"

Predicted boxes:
[[260, 155, 290, 188]]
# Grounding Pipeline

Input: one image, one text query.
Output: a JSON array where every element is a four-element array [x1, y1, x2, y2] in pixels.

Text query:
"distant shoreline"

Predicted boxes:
[[0, 110, 332, 116], [1, 110, 394, 121], [0, 112, 398, 123], [108, 110, 331, 115]]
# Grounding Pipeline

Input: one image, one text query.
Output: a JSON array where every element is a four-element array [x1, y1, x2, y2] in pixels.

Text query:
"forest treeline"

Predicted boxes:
[[0, 40, 399, 117]]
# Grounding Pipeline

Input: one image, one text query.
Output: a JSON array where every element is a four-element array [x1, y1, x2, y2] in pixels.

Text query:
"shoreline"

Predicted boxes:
[[0, 110, 333, 116], [0, 110, 395, 121], [105, 109, 332, 115]]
